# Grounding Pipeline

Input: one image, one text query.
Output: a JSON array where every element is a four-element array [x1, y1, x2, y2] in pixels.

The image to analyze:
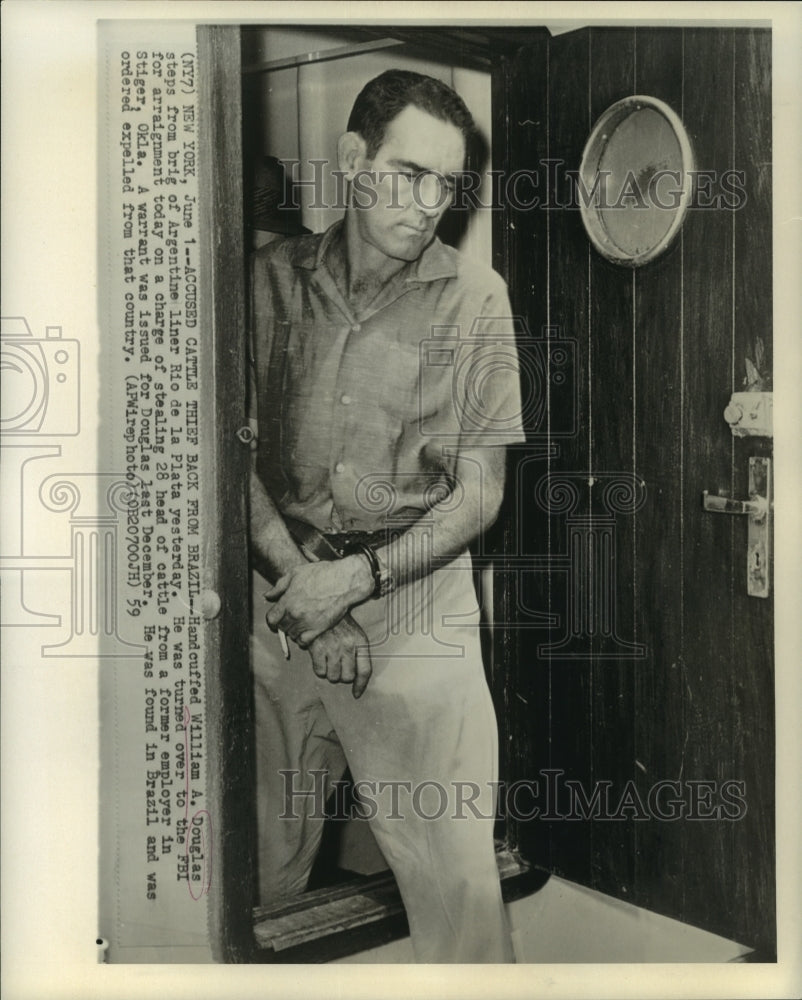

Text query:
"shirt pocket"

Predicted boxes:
[[376, 340, 440, 428]]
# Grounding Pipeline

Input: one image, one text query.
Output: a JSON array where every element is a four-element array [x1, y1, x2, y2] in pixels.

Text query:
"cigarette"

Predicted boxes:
[[263, 592, 291, 660]]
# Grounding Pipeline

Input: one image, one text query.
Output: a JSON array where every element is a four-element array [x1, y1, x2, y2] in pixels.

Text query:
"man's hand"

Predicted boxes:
[[308, 614, 373, 699], [264, 555, 374, 646]]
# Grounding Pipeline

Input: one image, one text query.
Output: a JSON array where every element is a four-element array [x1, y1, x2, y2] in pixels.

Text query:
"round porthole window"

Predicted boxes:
[[579, 95, 695, 267]]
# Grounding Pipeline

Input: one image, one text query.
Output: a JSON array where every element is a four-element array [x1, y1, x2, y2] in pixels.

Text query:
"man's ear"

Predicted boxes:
[[337, 131, 368, 178]]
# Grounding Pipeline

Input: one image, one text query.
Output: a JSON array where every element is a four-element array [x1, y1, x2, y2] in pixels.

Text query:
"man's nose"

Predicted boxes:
[[414, 173, 449, 217]]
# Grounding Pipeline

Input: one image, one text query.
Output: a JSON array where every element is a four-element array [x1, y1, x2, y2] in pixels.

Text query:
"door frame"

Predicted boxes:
[[197, 22, 552, 962]]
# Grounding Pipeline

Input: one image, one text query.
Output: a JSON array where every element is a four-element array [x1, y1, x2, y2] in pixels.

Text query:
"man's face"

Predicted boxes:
[[344, 104, 466, 263]]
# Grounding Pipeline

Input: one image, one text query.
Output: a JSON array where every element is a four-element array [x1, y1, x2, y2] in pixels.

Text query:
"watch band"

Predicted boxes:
[[344, 540, 395, 599], [373, 549, 395, 598]]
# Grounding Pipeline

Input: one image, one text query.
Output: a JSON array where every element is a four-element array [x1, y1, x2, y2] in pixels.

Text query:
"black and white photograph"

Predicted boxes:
[[209, 15, 784, 965], [2, 2, 801, 998]]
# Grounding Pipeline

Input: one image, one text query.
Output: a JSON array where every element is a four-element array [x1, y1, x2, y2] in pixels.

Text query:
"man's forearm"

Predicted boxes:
[[374, 492, 494, 591], [374, 446, 506, 591], [249, 468, 307, 583]]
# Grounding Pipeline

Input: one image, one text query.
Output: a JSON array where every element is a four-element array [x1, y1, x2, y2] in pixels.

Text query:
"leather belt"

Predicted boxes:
[[323, 530, 389, 552], [283, 514, 390, 562]]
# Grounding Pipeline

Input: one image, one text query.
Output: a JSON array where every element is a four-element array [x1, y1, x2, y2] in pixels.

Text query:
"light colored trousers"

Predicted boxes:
[[251, 552, 514, 963]]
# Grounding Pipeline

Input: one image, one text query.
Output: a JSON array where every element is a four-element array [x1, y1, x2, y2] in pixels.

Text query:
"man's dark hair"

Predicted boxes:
[[347, 69, 476, 159]]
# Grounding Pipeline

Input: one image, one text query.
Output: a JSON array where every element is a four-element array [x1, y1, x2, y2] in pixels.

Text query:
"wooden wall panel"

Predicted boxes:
[[507, 25, 775, 955], [678, 27, 740, 944], [530, 25, 595, 883], [730, 27, 775, 955], [628, 27, 687, 920], [491, 31, 551, 859], [586, 26, 640, 899]]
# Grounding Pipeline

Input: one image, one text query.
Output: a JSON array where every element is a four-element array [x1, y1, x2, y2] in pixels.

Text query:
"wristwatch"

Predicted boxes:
[[372, 548, 395, 598], [344, 540, 395, 599]]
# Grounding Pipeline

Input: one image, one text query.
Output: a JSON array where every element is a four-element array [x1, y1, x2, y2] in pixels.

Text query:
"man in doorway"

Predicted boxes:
[[249, 69, 525, 963]]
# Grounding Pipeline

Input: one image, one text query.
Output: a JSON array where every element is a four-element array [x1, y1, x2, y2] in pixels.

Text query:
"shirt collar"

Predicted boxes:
[[407, 236, 458, 283], [288, 219, 458, 283]]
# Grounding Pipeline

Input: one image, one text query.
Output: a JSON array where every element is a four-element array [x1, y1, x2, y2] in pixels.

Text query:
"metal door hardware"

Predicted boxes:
[[723, 391, 773, 438], [702, 456, 772, 598], [701, 494, 766, 517]]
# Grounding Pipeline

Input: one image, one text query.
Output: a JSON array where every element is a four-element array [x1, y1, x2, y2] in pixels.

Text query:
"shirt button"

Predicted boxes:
[[351, 323, 361, 334], [334, 462, 345, 474], [341, 394, 352, 405]]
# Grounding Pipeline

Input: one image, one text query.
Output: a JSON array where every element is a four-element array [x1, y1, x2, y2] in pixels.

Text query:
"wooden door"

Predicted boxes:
[[497, 26, 774, 957]]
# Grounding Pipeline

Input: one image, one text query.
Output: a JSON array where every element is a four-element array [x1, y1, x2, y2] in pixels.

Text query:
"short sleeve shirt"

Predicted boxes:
[[250, 221, 526, 533]]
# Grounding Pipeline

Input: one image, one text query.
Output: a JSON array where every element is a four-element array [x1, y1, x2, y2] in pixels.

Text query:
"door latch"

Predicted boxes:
[[703, 456, 772, 598]]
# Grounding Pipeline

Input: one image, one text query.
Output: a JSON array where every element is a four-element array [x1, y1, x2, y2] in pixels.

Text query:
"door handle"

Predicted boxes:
[[702, 493, 767, 520], [702, 457, 771, 598]]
